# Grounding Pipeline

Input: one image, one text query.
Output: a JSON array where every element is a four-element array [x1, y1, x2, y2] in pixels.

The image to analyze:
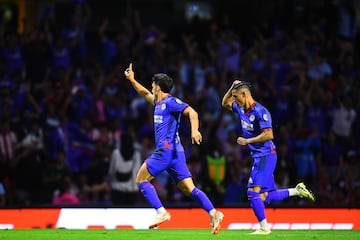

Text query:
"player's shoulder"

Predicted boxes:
[[254, 102, 272, 120], [254, 102, 270, 113], [166, 95, 186, 105]]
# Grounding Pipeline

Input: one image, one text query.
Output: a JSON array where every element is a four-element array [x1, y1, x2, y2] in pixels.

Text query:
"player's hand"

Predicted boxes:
[[191, 130, 202, 145], [124, 63, 135, 81], [236, 136, 248, 145], [232, 79, 241, 87]]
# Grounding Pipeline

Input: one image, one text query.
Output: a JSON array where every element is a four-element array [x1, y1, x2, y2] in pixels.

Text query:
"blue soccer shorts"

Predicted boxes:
[[146, 147, 192, 183], [247, 153, 277, 193]]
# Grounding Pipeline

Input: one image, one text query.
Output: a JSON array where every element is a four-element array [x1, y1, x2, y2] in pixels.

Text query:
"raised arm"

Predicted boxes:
[[221, 80, 240, 111], [124, 63, 155, 105], [182, 106, 202, 145]]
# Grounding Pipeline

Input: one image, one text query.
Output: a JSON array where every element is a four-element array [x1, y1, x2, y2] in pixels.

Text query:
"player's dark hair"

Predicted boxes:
[[152, 73, 173, 93], [233, 80, 252, 91]]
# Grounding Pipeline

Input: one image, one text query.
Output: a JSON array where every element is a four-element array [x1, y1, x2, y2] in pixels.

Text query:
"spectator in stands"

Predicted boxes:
[[318, 130, 343, 177], [0, 119, 17, 175], [293, 128, 320, 183], [108, 132, 141, 205], [2, 33, 24, 76], [52, 177, 80, 205]]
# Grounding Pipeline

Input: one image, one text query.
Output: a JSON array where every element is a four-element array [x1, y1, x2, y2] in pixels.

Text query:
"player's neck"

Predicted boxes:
[[157, 92, 170, 102], [244, 99, 256, 112]]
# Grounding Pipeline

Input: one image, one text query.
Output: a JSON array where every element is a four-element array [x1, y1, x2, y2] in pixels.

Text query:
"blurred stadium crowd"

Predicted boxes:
[[0, 0, 359, 208]]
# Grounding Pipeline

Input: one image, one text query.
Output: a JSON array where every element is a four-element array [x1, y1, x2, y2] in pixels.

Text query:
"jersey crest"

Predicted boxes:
[[263, 113, 269, 121], [161, 103, 166, 110]]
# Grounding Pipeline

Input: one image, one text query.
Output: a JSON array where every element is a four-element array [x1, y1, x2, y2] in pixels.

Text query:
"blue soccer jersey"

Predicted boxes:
[[232, 102, 276, 157], [153, 95, 189, 152]]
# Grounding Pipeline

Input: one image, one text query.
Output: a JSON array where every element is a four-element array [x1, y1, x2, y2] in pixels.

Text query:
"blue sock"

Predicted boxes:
[[248, 190, 266, 222], [138, 181, 163, 209], [190, 187, 214, 212], [265, 189, 290, 204]]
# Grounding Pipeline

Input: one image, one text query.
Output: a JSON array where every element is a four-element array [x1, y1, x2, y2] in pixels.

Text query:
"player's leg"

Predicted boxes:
[[176, 178, 213, 211], [136, 163, 158, 208], [177, 178, 224, 234], [170, 152, 224, 234], [137, 149, 171, 229], [248, 186, 271, 235], [248, 155, 276, 235], [264, 188, 290, 204], [265, 182, 315, 203]]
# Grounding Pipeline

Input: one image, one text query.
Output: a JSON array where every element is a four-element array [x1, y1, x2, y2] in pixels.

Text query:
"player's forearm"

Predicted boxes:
[[188, 108, 200, 134], [129, 78, 152, 99], [247, 129, 273, 144], [221, 89, 233, 110]]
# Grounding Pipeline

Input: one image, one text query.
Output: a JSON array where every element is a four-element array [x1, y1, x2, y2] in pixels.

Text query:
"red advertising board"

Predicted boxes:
[[0, 208, 358, 230]]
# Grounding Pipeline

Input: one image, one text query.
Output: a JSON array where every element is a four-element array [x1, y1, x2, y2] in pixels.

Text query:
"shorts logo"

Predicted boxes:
[[248, 177, 253, 184], [161, 103, 166, 110], [249, 115, 255, 121]]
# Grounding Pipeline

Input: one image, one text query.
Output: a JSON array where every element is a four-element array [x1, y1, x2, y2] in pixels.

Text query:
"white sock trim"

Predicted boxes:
[[209, 209, 216, 217], [156, 207, 166, 214], [289, 188, 299, 196], [260, 219, 270, 230]]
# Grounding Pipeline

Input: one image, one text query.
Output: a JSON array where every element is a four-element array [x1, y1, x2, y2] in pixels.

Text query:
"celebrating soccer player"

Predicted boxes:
[[222, 80, 315, 235], [124, 63, 224, 234]]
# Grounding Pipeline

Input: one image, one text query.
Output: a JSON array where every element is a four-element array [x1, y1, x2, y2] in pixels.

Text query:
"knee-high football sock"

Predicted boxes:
[[138, 181, 163, 209], [190, 187, 215, 212], [248, 190, 266, 222], [265, 189, 290, 204]]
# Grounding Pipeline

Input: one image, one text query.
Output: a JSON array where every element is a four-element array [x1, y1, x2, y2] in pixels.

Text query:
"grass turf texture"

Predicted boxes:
[[1, 229, 360, 240]]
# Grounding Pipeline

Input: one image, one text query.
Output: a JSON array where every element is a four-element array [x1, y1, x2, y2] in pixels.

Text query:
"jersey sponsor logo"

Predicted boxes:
[[241, 119, 254, 131], [154, 115, 163, 123]]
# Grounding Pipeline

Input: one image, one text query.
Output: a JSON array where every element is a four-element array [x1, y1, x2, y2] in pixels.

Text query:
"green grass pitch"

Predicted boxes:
[[1, 229, 360, 240]]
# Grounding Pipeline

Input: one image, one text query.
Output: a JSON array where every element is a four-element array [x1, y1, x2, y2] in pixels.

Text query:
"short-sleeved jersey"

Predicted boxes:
[[232, 101, 276, 157], [153, 95, 189, 151]]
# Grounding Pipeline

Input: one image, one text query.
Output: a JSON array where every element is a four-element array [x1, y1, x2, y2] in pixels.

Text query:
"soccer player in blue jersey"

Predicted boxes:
[[222, 80, 315, 235], [124, 63, 224, 234]]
